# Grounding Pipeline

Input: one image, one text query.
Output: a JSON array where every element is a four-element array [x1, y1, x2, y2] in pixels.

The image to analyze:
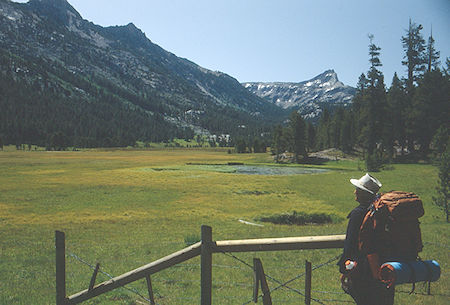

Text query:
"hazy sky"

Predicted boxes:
[[12, 0, 450, 87]]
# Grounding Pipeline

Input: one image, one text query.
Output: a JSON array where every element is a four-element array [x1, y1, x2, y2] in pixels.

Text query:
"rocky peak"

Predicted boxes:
[[104, 22, 151, 48], [125, 22, 138, 31], [29, 0, 77, 11], [123, 22, 147, 39], [28, 0, 82, 25], [313, 69, 338, 83]]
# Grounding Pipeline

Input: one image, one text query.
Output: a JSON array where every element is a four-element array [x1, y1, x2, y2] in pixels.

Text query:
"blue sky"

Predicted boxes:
[[13, 0, 450, 87]]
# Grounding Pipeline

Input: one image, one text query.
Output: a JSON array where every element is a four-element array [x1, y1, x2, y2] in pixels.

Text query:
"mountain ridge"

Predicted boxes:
[[0, 0, 286, 147], [0, 0, 355, 149], [243, 70, 355, 120]]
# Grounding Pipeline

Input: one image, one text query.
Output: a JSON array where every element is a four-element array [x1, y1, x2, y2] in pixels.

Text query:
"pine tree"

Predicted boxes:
[[340, 110, 354, 154], [368, 34, 382, 80], [387, 73, 408, 156], [235, 138, 247, 153], [316, 108, 331, 150], [432, 125, 449, 158], [253, 137, 266, 153], [306, 122, 316, 152], [426, 28, 440, 72], [445, 57, 450, 76], [358, 35, 387, 170], [366, 35, 386, 154], [352, 73, 369, 149], [401, 19, 426, 94], [433, 141, 449, 222], [328, 109, 339, 149], [48, 131, 68, 151], [288, 111, 307, 163], [411, 69, 449, 156], [272, 125, 287, 163]]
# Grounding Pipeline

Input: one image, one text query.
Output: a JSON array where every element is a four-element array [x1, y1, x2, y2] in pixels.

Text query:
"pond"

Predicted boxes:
[[187, 164, 328, 175], [230, 165, 327, 175], [144, 164, 328, 176]]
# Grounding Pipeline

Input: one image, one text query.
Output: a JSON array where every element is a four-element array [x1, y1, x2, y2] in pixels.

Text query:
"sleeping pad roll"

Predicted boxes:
[[380, 260, 440, 287]]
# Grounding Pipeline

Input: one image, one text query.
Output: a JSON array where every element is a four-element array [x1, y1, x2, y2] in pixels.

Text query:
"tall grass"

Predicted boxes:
[[0, 149, 448, 304]]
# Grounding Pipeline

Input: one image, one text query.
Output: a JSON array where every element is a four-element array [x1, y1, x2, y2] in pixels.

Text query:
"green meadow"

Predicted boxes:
[[0, 148, 448, 304]]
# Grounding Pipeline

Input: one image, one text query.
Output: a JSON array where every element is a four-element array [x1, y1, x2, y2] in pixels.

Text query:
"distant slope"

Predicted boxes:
[[0, 0, 285, 147], [243, 70, 355, 120]]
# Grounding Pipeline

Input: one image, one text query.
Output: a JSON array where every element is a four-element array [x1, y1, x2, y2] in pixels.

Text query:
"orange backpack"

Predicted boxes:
[[359, 191, 424, 261]]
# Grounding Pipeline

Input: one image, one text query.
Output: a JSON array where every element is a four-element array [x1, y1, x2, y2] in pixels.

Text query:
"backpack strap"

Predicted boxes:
[[421, 259, 433, 295], [405, 262, 416, 294]]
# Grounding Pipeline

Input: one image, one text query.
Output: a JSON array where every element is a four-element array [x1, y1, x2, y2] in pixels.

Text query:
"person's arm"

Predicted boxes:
[[338, 209, 363, 273]]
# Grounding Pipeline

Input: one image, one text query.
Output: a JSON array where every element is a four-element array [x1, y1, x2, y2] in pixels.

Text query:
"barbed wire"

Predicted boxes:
[[173, 262, 245, 270], [45, 237, 448, 305], [313, 290, 347, 295], [316, 298, 355, 303], [67, 249, 257, 303], [67, 249, 162, 305], [264, 254, 341, 296], [220, 251, 307, 304], [219, 250, 344, 305], [63, 247, 448, 305], [174, 260, 326, 271]]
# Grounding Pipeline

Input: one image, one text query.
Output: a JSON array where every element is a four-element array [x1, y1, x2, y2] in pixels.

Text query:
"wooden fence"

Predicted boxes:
[[56, 226, 346, 305]]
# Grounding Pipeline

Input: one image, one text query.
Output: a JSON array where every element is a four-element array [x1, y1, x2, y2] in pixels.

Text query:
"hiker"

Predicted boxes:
[[338, 173, 395, 305]]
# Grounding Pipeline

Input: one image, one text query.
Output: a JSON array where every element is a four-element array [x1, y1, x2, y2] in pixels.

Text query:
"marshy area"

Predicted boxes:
[[0, 148, 447, 304]]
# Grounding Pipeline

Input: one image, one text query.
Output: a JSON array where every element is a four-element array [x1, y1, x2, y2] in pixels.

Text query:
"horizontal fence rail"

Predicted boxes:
[[56, 226, 346, 305], [214, 235, 345, 253]]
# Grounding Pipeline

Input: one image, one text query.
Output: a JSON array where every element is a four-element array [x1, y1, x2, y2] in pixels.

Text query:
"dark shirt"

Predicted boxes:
[[337, 202, 395, 305], [338, 204, 369, 273]]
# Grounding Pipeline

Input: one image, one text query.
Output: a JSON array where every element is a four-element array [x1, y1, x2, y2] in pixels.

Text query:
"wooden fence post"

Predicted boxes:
[[253, 258, 259, 302], [145, 275, 156, 305], [305, 260, 312, 305], [56, 231, 66, 305], [253, 258, 272, 305], [88, 263, 100, 291], [201, 225, 212, 305]]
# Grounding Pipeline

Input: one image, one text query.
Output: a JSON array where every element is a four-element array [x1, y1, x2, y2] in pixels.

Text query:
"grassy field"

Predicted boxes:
[[0, 148, 448, 304]]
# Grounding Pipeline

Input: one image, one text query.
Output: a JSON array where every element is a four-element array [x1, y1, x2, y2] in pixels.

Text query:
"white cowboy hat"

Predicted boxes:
[[350, 173, 382, 194]]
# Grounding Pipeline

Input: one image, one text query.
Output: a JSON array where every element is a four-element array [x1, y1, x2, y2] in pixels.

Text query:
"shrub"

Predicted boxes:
[[366, 151, 382, 172], [257, 211, 341, 225], [184, 234, 201, 246]]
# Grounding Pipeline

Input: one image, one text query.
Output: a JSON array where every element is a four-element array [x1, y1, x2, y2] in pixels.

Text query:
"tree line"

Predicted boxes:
[[0, 47, 275, 150], [0, 50, 193, 150], [271, 20, 449, 170]]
